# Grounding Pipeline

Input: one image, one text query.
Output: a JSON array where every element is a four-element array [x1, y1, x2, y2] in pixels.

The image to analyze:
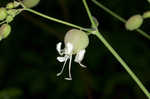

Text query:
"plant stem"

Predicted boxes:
[[92, 0, 150, 40], [0, 21, 5, 25], [82, 0, 150, 98], [96, 32, 150, 99], [24, 8, 87, 31]]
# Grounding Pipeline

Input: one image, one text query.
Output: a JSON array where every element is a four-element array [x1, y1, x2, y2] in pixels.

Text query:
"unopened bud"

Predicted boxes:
[[22, 0, 40, 8], [6, 1, 20, 9], [143, 11, 150, 19], [6, 2, 14, 9], [7, 9, 18, 17], [125, 14, 143, 31], [0, 8, 7, 21], [6, 16, 14, 23], [0, 24, 11, 40]]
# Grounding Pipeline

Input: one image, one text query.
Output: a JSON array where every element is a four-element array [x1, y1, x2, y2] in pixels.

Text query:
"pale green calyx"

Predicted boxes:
[[0, 24, 11, 40], [64, 29, 89, 54], [125, 14, 143, 31], [56, 29, 89, 80], [22, 0, 40, 8], [143, 11, 150, 19], [0, 8, 7, 21], [6, 16, 14, 23]]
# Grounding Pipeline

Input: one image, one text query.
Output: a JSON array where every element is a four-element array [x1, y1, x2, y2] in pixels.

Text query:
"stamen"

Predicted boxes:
[[57, 55, 69, 76], [65, 55, 72, 80]]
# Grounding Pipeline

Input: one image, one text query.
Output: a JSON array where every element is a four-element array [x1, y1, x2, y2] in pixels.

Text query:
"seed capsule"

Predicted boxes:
[[125, 14, 143, 31], [0, 24, 11, 40], [64, 29, 89, 54], [22, 0, 40, 8], [0, 8, 7, 21]]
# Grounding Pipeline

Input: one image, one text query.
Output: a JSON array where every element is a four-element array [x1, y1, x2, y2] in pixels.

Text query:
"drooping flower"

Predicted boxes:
[[56, 29, 89, 80]]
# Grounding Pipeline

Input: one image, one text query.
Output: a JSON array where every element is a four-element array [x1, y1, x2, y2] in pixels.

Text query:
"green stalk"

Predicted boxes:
[[24, 8, 87, 31], [92, 0, 150, 40], [82, 0, 150, 98]]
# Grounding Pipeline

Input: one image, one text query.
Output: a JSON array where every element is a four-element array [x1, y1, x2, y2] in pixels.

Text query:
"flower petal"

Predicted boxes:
[[75, 49, 85, 62], [65, 42, 73, 55], [65, 55, 72, 80], [56, 42, 63, 55], [74, 49, 86, 68], [57, 56, 66, 62]]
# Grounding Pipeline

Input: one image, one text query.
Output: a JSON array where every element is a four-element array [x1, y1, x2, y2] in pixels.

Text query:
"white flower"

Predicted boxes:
[[56, 42, 86, 80], [56, 29, 89, 80]]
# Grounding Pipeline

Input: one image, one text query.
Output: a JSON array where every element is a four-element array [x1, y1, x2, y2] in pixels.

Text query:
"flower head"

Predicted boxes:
[[56, 29, 89, 80]]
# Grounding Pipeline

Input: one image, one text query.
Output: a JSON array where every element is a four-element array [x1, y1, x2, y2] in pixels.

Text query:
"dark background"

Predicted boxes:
[[0, 0, 150, 99]]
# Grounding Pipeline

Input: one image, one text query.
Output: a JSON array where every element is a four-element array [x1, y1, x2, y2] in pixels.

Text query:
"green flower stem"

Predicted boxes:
[[82, 0, 150, 98], [92, 0, 150, 40], [24, 8, 87, 31], [96, 32, 150, 99]]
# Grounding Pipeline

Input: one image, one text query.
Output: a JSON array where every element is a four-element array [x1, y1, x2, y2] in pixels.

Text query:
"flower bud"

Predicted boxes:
[[92, 16, 99, 28], [6, 1, 20, 9], [13, 1, 20, 8], [6, 2, 15, 9], [7, 9, 18, 18], [6, 15, 14, 23], [64, 29, 89, 54], [22, 0, 40, 8], [0, 24, 11, 40], [143, 11, 150, 19], [125, 14, 143, 31], [0, 8, 7, 21]]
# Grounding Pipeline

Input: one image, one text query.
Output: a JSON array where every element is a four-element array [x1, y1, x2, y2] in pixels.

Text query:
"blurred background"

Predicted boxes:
[[0, 0, 150, 99]]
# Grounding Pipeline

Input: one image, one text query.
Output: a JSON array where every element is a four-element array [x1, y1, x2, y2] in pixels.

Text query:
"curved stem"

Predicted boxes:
[[96, 32, 150, 99], [82, 0, 150, 98], [91, 0, 150, 40], [92, 0, 150, 40], [24, 8, 87, 31]]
